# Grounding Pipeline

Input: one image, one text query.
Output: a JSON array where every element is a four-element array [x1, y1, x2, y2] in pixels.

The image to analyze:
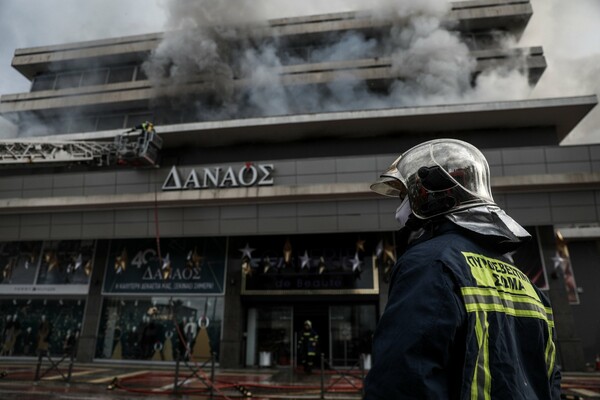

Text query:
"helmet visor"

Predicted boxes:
[[371, 139, 495, 218], [370, 155, 408, 198]]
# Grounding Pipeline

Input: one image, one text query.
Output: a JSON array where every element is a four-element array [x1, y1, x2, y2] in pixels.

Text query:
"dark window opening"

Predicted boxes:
[[55, 72, 83, 90], [31, 74, 56, 91], [126, 113, 154, 129], [69, 117, 97, 133], [97, 115, 125, 131], [107, 66, 135, 84], [81, 69, 109, 87], [135, 66, 148, 81]]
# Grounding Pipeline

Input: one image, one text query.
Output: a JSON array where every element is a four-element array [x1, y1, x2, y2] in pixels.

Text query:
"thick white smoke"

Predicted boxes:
[[143, 0, 532, 120], [521, 0, 600, 144]]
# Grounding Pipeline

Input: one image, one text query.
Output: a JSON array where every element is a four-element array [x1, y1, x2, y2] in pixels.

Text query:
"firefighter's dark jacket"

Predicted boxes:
[[364, 222, 560, 399], [299, 329, 319, 357]]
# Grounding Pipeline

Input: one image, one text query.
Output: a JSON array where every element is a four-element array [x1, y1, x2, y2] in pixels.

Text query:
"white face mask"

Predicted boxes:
[[395, 197, 412, 228]]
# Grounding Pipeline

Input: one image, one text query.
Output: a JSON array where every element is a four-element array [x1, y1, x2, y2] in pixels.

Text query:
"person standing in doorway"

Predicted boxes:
[[298, 320, 319, 374]]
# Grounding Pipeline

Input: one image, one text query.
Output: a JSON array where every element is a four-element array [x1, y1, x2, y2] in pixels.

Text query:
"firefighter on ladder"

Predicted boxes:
[[126, 121, 155, 135]]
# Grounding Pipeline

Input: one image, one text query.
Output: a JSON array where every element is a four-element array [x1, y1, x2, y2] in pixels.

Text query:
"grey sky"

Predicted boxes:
[[0, 0, 598, 143]]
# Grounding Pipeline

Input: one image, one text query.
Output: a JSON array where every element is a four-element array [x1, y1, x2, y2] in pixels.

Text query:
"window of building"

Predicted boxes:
[[0, 239, 93, 291], [126, 113, 154, 129], [36, 240, 95, 286], [0, 299, 85, 358], [246, 306, 293, 367], [95, 296, 224, 362], [330, 305, 376, 367], [135, 65, 148, 81], [107, 66, 135, 84], [68, 117, 97, 133], [31, 74, 56, 91], [81, 69, 109, 87], [96, 115, 125, 131], [0, 241, 43, 285], [55, 72, 83, 90]]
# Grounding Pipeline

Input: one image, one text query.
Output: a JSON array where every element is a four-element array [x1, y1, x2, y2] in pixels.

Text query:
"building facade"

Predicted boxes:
[[0, 0, 598, 371]]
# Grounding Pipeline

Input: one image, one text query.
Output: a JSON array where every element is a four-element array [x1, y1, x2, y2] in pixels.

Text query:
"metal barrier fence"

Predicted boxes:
[[33, 348, 76, 385]]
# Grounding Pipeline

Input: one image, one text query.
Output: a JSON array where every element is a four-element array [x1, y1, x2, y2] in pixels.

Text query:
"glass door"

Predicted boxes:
[[330, 305, 376, 368], [246, 306, 293, 367]]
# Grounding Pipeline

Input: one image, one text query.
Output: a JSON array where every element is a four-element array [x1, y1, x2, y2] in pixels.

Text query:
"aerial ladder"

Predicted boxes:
[[0, 128, 163, 167]]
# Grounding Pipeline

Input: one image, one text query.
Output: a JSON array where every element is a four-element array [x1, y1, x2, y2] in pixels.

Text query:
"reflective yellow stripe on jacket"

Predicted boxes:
[[460, 252, 557, 398]]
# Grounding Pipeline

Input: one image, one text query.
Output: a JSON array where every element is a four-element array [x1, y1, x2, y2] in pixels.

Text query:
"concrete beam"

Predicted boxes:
[[1, 172, 600, 214], [23, 96, 592, 148]]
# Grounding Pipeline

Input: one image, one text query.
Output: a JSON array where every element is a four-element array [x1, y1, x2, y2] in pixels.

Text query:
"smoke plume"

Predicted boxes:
[[143, 0, 531, 121], [522, 0, 600, 144]]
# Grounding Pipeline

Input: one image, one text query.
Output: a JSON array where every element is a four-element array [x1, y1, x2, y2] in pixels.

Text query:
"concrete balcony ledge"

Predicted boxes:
[[2, 96, 594, 149]]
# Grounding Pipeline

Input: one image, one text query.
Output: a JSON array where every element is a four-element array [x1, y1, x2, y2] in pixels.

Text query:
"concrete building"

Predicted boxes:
[[0, 0, 598, 371]]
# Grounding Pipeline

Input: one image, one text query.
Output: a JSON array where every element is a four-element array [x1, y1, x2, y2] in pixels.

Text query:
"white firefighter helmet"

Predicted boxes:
[[371, 139, 495, 219]]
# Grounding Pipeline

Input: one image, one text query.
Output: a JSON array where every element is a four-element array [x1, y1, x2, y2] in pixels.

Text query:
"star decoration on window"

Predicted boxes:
[[300, 251, 311, 270], [383, 243, 396, 263], [356, 239, 366, 253], [239, 243, 255, 259], [318, 257, 326, 275], [161, 253, 172, 280], [74, 254, 83, 270], [242, 257, 253, 277], [551, 251, 568, 271], [263, 256, 272, 274], [375, 240, 383, 259], [351, 252, 362, 272], [84, 260, 92, 277], [114, 248, 127, 274], [45, 251, 59, 272], [283, 239, 292, 266], [186, 247, 203, 269]]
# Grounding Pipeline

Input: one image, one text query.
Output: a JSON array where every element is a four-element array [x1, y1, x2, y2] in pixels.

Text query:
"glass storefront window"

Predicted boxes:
[[255, 307, 292, 367], [0, 298, 85, 357], [330, 305, 376, 367], [95, 296, 223, 363], [1, 240, 93, 295], [0, 241, 42, 285], [37, 240, 95, 285]]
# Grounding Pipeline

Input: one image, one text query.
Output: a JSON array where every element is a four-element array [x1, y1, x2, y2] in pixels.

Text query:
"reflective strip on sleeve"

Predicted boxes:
[[545, 315, 557, 378], [545, 307, 555, 326], [471, 311, 491, 400]]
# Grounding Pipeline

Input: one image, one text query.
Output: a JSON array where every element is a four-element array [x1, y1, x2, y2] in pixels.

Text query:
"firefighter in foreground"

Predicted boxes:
[[364, 139, 560, 399], [298, 320, 319, 374]]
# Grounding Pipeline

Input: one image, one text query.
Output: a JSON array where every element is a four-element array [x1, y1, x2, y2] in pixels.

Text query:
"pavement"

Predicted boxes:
[[0, 358, 599, 399], [0, 358, 364, 399]]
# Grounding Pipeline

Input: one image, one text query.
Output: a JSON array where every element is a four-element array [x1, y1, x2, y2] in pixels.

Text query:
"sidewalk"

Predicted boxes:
[[1, 359, 599, 399], [0, 359, 364, 399]]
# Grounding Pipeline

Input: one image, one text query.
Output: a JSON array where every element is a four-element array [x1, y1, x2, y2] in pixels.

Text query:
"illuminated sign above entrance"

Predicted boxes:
[[162, 163, 274, 191]]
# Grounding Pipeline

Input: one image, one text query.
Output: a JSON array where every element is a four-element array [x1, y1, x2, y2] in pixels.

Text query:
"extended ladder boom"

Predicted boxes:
[[0, 141, 115, 165], [0, 130, 163, 167]]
